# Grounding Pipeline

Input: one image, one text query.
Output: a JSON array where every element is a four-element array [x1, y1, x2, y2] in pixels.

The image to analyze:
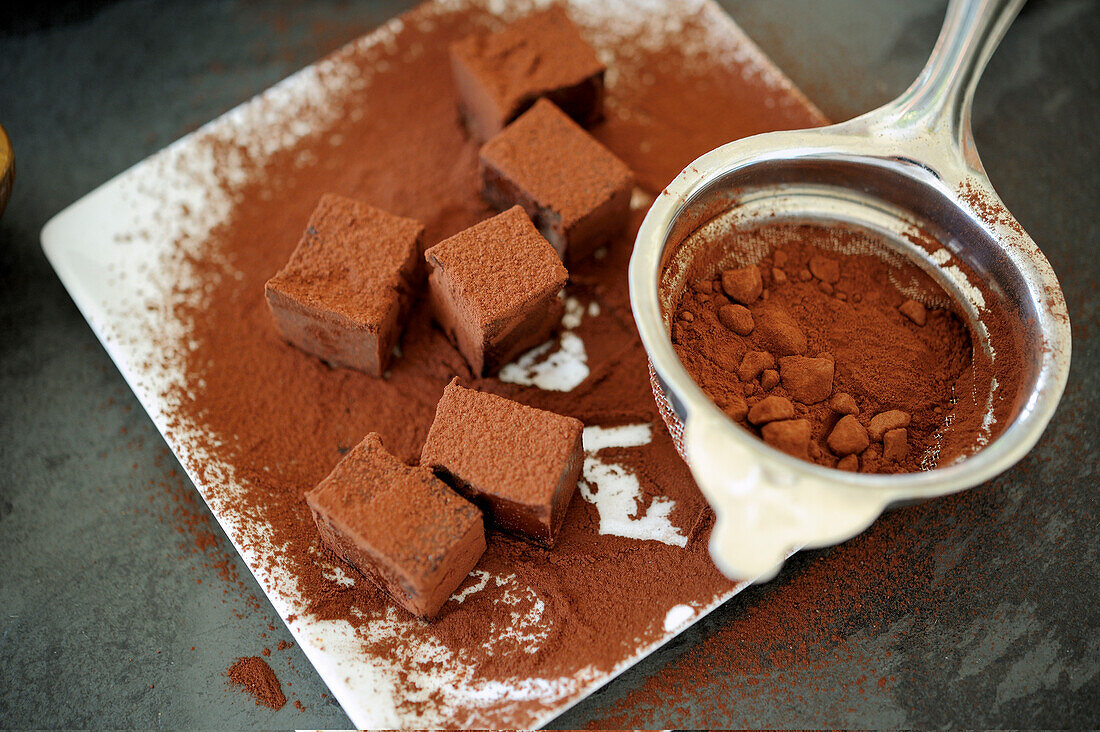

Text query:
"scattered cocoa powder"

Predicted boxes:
[[138, 0, 989, 725], [581, 488, 962, 729], [958, 179, 1026, 236], [153, 1, 826, 723], [227, 656, 286, 710]]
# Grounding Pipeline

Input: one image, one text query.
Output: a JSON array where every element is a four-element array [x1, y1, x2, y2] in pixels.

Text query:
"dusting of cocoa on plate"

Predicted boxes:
[[157, 1, 833, 725]]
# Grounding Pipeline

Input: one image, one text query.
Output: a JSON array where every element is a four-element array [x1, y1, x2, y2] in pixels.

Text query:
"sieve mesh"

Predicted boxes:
[[658, 213, 962, 317], [648, 359, 688, 462]]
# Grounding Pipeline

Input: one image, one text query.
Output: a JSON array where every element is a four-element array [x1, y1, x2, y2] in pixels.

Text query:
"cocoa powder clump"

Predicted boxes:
[[869, 409, 912, 441], [738, 350, 775, 382], [761, 419, 812, 459], [754, 305, 807, 356], [827, 415, 870, 457], [718, 303, 754, 335], [829, 392, 859, 415], [227, 656, 286, 710], [778, 355, 834, 404], [721, 265, 763, 304], [747, 395, 794, 425]]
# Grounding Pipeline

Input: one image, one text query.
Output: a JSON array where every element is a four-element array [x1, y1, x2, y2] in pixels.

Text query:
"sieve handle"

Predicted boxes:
[[682, 409, 890, 581], [865, 0, 1024, 169]]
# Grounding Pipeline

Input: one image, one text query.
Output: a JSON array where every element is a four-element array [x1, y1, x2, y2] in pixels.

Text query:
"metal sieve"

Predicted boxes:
[[629, 0, 1071, 581]]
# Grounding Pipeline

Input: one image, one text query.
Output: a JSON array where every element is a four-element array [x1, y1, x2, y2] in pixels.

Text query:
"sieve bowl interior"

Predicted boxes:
[[633, 146, 1071, 504]]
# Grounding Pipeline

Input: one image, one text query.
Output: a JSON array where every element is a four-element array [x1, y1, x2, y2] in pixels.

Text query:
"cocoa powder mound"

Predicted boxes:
[[673, 224, 979, 472], [227, 656, 287, 710], [158, 0, 826, 725], [667, 222, 1025, 473]]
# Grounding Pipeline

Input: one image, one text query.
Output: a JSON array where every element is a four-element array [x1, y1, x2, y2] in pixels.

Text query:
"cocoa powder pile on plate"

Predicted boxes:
[[227, 656, 287, 710], [672, 223, 983, 473]]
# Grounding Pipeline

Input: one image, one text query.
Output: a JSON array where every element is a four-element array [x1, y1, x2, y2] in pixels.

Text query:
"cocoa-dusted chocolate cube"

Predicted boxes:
[[265, 194, 423, 376], [449, 6, 605, 143], [480, 99, 634, 263], [306, 432, 485, 620], [424, 206, 568, 375], [421, 379, 583, 548]]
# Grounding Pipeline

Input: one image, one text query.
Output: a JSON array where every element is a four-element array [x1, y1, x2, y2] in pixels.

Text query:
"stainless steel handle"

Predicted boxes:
[[871, 0, 1025, 164]]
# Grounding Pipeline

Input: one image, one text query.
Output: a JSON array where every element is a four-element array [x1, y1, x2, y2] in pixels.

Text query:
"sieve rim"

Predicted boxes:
[[628, 128, 1071, 505]]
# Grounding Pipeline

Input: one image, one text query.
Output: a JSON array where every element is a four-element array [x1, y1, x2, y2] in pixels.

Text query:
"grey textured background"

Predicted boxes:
[[1, 0, 1096, 728]]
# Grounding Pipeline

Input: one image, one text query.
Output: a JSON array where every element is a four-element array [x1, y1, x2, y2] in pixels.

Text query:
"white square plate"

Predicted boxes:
[[41, 0, 820, 726]]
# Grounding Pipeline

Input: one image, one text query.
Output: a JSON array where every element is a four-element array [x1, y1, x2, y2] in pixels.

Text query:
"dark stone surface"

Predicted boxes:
[[0, 0, 1096, 727]]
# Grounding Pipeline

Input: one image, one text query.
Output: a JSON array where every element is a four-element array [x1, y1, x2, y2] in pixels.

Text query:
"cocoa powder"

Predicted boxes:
[[227, 656, 286, 710], [672, 223, 987, 473], [584, 494, 947, 728], [668, 221, 1029, 473]]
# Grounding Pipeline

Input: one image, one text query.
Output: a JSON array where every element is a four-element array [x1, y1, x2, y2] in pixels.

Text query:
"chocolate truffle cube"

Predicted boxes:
[[265, 194, 423, 376], [421, 379, 584, 548], [424, 206, 567, 375], [449, 6, 605, 142], [480, 99, 634, 263], [306, 432, 485, 619]]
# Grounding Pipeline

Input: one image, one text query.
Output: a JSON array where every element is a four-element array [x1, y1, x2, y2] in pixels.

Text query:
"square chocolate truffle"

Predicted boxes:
[[449, 6, 605, 142], [421, 379, 584, 548], [265, 194, 423, 377], [480, 99, 634, 263], [423, 206, 568, 375], [306, 432, 485, 619]]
